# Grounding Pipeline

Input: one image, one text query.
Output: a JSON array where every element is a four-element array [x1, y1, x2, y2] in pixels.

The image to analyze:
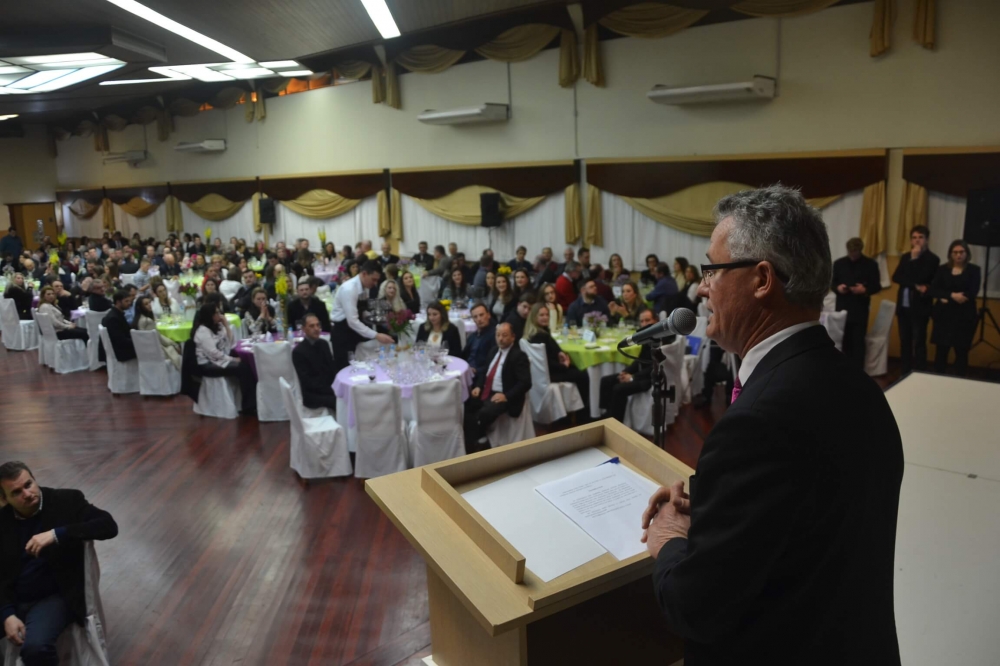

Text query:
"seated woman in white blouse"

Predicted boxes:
[[415, 301, 462, 356], [151, 282, 180, 318], [191, 302, 257, 414], [36, 286, 89, 341]]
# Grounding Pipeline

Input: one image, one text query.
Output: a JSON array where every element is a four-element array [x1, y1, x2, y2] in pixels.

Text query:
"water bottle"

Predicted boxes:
[[286, 327, 293, 341], [389, 344, 397, 359], [378, 346, 386, 365], [265, 330, 272, 343], [562, 321, 569, 339]]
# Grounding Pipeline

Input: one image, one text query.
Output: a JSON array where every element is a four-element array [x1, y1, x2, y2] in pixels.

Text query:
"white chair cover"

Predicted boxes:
[[407, 380, 465, 467], [36, 312, 89, 374], [0, 298, 39, 351], [219, 280, 242, 300], [119, 273, 136, 286], [2, 542, 111, 666], [280, 378, 352, 479], [487, 407, 535, 448], [865, 299, 896, 377], [84, 311, 106, 371], [32, 310, 47, 367], [252, 343, 295, 422], [98, 327, 139, 394], [352, 383, 409, 478], [821, 310, 848, 351], [131, 330, 181, 395], [519, 339, 584, 424], [624, 337, 685, 435], [194, 376, 241, 419], [823, 290, 837, 312], [418, 275, 441, 307]]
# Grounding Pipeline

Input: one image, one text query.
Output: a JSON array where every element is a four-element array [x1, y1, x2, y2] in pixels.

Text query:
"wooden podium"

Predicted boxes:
[[365, 419, 694, 666]]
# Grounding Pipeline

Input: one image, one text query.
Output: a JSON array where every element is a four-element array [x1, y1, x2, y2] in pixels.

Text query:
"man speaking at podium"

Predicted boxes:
[[641, 186, 904, 666]]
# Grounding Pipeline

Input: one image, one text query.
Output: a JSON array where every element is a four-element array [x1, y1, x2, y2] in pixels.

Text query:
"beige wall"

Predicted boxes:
[[0, 125, 57, 229]]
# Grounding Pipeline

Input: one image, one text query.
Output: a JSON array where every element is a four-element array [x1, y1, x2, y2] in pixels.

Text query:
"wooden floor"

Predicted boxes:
[[3, 343, 985, 665]]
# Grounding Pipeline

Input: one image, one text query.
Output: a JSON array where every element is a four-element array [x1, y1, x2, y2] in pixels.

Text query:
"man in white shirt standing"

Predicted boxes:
[[329, 260, 394, 373], [462, 322, 532, 452]]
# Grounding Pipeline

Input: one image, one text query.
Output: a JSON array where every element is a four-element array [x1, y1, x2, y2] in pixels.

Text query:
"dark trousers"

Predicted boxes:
[[897, 309, 930, 374], [56, 328, 89, 342], [599, 374, 651, 423], [16, 594, 69, 666], [463, 397, 509, 451], [331, 321, 368, 376], [303, 391, 337, 411], [934, 345, 970, 376], [551, 365, 590, 419], [200, 356, 258, 413], [841, 319, 867, 370]]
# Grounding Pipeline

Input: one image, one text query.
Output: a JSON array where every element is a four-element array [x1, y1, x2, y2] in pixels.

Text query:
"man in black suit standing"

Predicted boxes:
[[292, 314, 338, 412], [598, 308, 657, 421], [463, 322, 532, 452], [642, 185, 903, 666], [832, 237, 883, 369], [99, 288, 136, 364], [286, 282, 332, 333], [892, 225, 939, 375], [1, 461, 118, 664]]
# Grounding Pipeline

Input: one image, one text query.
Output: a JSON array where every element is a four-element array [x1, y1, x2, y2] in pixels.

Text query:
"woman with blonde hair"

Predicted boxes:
[[3, 272, 33, 319], [539, 282, 564, 330], [378, 278, 405, 313], [524, 302, 590, 420], [608, 281, 646, 325], [37, 286, 88, 341]]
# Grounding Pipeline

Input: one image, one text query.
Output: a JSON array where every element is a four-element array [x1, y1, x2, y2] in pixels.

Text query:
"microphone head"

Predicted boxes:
[[669, 307, 697, 336]]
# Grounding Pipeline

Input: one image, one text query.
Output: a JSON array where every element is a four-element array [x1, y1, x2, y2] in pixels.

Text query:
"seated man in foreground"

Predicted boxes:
[[598, 308, 657, 422], [463, 323, 531, 452], [292, 313, 338, 412], [1, 461, 119, 666]]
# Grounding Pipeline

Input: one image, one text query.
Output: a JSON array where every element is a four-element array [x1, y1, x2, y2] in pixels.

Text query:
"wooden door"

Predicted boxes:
[[8, 202, 57, 251]]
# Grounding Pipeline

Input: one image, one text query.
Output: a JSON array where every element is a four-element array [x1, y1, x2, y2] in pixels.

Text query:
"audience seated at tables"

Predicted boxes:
[[197, 278, 233, 314], [554, 261, 581, 311], [507, 245, 532, 274], [473, 251, 496, 289], [100, 289, 136, 364], [640, 253, 660, 286], [539, 283, 564, 331], [50, 281, 78, 320], [377, 242, 400, 270], [0, 461, 119, 666], [377, 279, 405, 313], [533, 247, 560, 288], [489, 273, 517, 321], [410, 241, 435, 272], [646, 263, 680, 317], [22, 258, 44, 282], [608, 281, 647, 325], [439, 267, 470, 302], [513, 269, 535, 300], [525, 302, 591, 420], [462, 322, 532, 452], [133, 259, 152, 293], [416, 301, 462, 356], [37, 287, 89, 342], [243, 288, 279, 336], [505, 293, 535, 341], [604, 253, 628, 283], [287, 282, 332, 333], [599, 309, 658, 422], [150, 282, 181, 318], [930, 239, 981, 376], [399, 271, 420, 313], [123, 285, 139, 325], [672, 257, 689, 290], [462, 303, 496, 376], [292, 313, 338, 412], [233, 270, 258, 316], [424, 244, 451, 278], [134, 295, 182, 370], [87, 280, 113, 313], [3, 273, 34, 320], [832, 237, 883, 369], [291, 249, 315, 282], [566, 279, 611, 327], [684, 265, 702, 308], [191, 302, 257, 415]]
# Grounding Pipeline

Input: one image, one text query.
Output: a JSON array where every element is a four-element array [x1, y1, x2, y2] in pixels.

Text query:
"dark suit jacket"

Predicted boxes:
[[653, 326, 903, 666], [292, 338, 338, 408], [287, 297, 331, 333], [892, 250, 940, 316], [416, 324, 462, 357], [473, 344, 531, 418], [411, 252, 435, 271], [100, 307, 136, 363], [378, 254, 400, 268], [832, 255, 882, 322], [0, 488, 118, 626], [88, 293, 113, 312], [462, 322, 497, 375]]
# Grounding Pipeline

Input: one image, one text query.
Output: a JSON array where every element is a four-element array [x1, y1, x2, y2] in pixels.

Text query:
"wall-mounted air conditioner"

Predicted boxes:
[[417, 103, 510, 126], [174, 139, 227, 153], [647, 76, 776, 105], [103, 150, 147, 165]]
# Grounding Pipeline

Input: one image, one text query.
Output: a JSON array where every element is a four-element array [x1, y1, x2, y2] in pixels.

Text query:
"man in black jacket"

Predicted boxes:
[[599, 309, 657, 421], [832, 237, 883, 369], [463, 322, 532, 452], [86, 280, 112, 313], [643, 186, 903, 666], [99, 289, 136, 364], [1, 461, 118, 665], [292, 314, 338, 411], [232, 269, 259, 316], [377, 242, 400, 269], [461, 303, 496, 376], [411, 241, 435, 271], [892, 225, 940, 374], [504, 294, 535, 341], [287, 282, 332, 333]]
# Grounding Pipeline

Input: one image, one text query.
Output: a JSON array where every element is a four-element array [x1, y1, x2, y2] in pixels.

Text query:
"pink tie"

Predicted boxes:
[[730, 376, 742, 404]]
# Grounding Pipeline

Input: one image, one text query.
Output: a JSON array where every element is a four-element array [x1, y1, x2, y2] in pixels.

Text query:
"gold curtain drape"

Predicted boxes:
[[252, 192, 264, 233], [334, 60, 386, 103], [475, 24, 560, 62], [183, 193, 246, 222], [396, 45, 467, 74], [559, 29, 580, 88], [103, 115, 128, 132], [165, 196, 183, 233], [67, 199, 102, 219], [565, 183, 582, 245], [914, 0, 935, 49], [118, 197, 160, 218], [279, 189, 361, 219], [870, 0, 895, 57], [584, 4, 709, 87], [730, 0, 840, 18], [897, 181, 928, 253], [378, 189, 391, 237], [859, 180, 887, 256], [385, 61, 401, 110], [585, 184, 603, 248], [390, 188, 403, 241], [412, 185, 545, 225], [102, 198, 115, 233]]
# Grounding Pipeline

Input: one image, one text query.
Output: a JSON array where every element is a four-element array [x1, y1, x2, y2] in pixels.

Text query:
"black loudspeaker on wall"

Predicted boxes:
[[964, 188, 1000, 247], [259, 198, 277, 226], [480, 192, 504, 228]]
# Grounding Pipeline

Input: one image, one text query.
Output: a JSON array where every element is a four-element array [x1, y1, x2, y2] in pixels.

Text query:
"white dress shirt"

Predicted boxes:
[[193, 323, 235, 368], [485, 346, 510, 394], [330, 274, 376, 340], [738, 321, 820, 387]]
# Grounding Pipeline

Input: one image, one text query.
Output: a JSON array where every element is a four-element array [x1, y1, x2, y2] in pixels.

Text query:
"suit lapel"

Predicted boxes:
[[742, 325, 834, 393]]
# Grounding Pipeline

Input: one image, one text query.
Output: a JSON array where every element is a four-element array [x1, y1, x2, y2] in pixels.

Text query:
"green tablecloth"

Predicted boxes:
[[554, 333, 639, 370], [157, 313, 242, 343]]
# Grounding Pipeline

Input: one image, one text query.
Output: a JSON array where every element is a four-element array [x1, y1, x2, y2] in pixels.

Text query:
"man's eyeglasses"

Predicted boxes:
[[700, 260, 787, 286]]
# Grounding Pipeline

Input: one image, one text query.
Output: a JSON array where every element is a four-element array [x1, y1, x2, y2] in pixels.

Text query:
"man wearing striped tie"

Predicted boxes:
[[640, 185, 904, 666]]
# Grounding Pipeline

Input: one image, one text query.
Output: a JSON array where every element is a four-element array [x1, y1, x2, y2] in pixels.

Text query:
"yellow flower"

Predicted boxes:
[[275, 275, 289, 296], [204, 227, 212, 240], [439, 299, 451, 311], [497, 265, 512, 276], [318, 228, 327, 244]]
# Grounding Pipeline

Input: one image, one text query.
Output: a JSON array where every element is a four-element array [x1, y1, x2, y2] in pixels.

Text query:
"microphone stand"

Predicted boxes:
[[618, 337, 676, 450]]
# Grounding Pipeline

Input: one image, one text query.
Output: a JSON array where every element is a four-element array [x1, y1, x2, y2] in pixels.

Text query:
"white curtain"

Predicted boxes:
[[180, 201, 262, 247], [274, 196, 379, 251], [113, 204, 169, 241], [62, 203, 104, 239], [397, 193, 571, 263], [928, 192, 999, 298]]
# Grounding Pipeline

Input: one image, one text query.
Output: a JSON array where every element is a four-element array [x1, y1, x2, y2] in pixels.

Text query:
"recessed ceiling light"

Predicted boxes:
[[359, 0, 401, 39], [0, 114, 19, 121], [8, 52, 108, 65], [259, 61, 299, 69], [280, 70, 313, 77], [0, 66, 32, 75], [8, 69, 75, 90], [33, 58, 124, 70], [100, 76, 189, 85], [160, 64, 234, 82], [223, 68, 276, 79], [101, 0, 254, 63], [29, 64, 125, 92]]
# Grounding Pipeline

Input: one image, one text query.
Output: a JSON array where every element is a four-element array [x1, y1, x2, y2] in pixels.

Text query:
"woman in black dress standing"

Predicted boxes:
[[930, 239, 980, 376]]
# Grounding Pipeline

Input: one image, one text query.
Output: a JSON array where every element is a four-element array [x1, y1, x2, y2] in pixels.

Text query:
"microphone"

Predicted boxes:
[[619, 308, 697, 347]]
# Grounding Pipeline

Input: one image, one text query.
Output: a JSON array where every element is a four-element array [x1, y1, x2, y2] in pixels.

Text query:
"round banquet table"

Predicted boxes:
[[313, 266, 338, 283], [232, 332, 330, 379], [156, 313, 242, 343], [333, 356, 472, 452], [554, 332, 637, 419], [70, 308, 87, 321]]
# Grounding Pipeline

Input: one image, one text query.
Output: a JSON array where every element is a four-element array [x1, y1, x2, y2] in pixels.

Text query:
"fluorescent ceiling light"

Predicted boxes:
[[0, 74, 28, 86], [162, 64, 234, 82], [259, 61, 299, 69], [223, 67, 275, 79], [0, 66, 32, 75], [30, 64, 125, 92], [280, 70, 313, 77], [8, 52, 108, 65], [101, 76, 188, 85], [0, 114, 19, 121], [359, 0, 401, 39], [8, 69, 75, 90], [101, 0, 254, 63], [33, 58, 124, 69]]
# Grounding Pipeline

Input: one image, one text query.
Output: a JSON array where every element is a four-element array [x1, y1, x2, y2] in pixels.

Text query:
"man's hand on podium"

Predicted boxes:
[[641, 480, 691, 559]]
